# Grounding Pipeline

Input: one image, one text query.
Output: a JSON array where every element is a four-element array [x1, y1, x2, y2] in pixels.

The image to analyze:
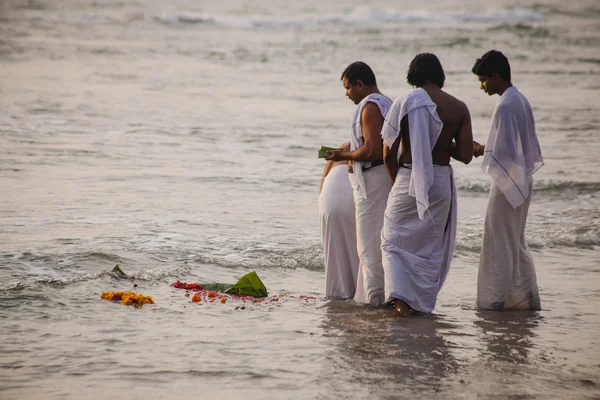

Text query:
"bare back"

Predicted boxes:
[[399, 86, 473, 166]]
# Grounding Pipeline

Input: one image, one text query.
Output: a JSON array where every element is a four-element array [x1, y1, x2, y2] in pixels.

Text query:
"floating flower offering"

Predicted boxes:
[[167, 271, 318, 307], [171, 281, 202, 291], [101, 291, 154, 306], [99, 268, 318, 309]]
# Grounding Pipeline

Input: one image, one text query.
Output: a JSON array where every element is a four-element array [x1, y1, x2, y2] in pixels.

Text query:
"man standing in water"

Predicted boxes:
[[319, 147, 360, 299], [472, 50, 543, 311], [326, 62, 392, 306], [380, 53, 473, 316]]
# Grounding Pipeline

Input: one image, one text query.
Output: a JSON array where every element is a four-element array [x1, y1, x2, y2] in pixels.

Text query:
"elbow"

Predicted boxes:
[[366, 147, 383, 162], [457, 146, 473, 164]]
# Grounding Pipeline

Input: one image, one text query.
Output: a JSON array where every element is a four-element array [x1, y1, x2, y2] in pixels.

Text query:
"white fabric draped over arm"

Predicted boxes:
[[482, 87, 543, 208], [381, 99, 402, 148], [407, 106, 443, 219], [350, 93, 392, 200], [381, 89, 443, 220]]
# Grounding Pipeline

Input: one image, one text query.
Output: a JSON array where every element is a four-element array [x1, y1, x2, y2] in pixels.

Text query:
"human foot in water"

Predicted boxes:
[[394, 299, 411, 317]]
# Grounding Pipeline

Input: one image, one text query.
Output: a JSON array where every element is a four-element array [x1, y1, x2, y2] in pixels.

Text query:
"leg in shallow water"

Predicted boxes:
[[394, 299, 411, 317]]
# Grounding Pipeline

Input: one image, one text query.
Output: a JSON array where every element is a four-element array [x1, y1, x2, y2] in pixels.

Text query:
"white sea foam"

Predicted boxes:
[[156, 7, 545, 28], [455, 177, 600, 193]]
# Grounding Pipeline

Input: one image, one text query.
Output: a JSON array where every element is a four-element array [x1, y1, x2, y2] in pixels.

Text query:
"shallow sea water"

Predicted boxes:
[[1, 0, 599, 398]]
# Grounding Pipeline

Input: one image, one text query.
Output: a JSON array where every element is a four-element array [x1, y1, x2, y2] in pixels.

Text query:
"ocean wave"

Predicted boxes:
[[0, 263, 193, 293], [456, 178, 600, 194], [190, 225, 598, 268], [534, 179, 600, 193], [454, 230, 599, 255], [1, 227, 596, 292], [543, 5, 600, 19], [193, 244, 325, 271], [488, 23, 551, 37], [154, 7, 545, 29]]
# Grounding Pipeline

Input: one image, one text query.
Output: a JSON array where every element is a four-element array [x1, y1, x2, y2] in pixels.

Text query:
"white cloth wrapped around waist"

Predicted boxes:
[[350, 164, 392, 306], [477, 176, 541, 311], [319, 165, 359, 299], [381, 165, 457, 313]]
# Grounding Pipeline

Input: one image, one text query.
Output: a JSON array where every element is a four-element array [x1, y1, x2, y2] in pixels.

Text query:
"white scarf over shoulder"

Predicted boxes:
[[350, 93, 392, 200], [381, 88, 443, 220], [482, 86, 543, 208]]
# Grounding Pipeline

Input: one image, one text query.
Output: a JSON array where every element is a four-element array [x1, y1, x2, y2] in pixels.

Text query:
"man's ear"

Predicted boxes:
[[356, 79, 365, 90]]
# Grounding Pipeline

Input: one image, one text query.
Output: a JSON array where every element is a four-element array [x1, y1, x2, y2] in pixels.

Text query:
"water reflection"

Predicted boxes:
[[474, 310, 541, 365], [318, 300, 460, 397]]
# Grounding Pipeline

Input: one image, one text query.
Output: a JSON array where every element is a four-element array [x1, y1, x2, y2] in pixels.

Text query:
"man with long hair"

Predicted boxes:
[[380, 53, 473, 316]]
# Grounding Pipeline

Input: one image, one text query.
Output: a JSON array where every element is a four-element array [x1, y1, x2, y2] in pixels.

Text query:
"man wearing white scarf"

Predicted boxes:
[[326, 62, 392, 306], [381, 53, 473, 316], [472, 50, 543, 311]]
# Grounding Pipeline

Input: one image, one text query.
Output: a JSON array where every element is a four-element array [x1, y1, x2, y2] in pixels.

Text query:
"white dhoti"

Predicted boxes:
[[477, 177, 541, 310], [350, 165, 392, 306], [320, 164, 360, 299], [381, 166, 457, 313]]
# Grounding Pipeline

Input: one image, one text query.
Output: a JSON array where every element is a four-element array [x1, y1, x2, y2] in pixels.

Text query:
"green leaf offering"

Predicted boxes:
[[226, 271, 268, 298], [112, 264, 126, 276], [200, 283, 235, 292], [198, 271, 269, 298], [318, 146, 342, 159]]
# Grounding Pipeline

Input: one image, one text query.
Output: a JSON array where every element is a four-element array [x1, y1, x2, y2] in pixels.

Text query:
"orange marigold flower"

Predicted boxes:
[[220, 296, 227, 304], [208, 291, 217, 298], [100, 291, 154, 306], [191, 294, 201, 302]]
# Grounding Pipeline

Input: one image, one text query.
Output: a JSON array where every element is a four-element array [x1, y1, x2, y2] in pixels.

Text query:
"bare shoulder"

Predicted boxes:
[[457, 99, 470, 117], [445, 91, 468, 108], [438, 90, 470, 116], [448, 91, 470, 114]]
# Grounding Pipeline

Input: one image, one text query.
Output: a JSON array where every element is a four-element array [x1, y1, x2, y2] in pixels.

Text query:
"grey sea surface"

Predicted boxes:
[[1, 0, 599, 399]]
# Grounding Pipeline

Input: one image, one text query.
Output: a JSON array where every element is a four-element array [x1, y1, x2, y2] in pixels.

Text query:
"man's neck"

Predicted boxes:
[[361, 87, 380, 99], [420, 82, 442, 95], [497, 82, 513, 96]]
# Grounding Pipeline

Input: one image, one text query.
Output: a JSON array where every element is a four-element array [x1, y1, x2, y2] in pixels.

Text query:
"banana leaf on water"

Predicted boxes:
[[201, 271, 268, 298], [110, 264, 134, 279]]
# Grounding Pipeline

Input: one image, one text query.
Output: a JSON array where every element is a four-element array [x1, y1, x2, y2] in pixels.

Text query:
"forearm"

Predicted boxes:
[[382, 133, 401, 183], [383, 143, 399, 183], [450, 141, 473, 164], [342, 145, 382, 162], [384, 156, 398, 183], [450, 142, 460, 161]]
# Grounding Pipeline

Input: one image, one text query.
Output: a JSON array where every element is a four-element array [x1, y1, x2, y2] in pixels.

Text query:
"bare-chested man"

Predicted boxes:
[[380, 53, 473, 316]]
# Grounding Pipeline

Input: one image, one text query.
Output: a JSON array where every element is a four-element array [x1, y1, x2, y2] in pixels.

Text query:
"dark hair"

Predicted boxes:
[[406, 53, 445, 88], [340, 61, 377, 86], [472, 50, 511, 81]]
